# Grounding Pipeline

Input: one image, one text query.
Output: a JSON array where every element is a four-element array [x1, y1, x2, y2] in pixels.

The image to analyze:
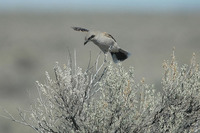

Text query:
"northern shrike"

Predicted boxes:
[[72, 27, 130, 63]]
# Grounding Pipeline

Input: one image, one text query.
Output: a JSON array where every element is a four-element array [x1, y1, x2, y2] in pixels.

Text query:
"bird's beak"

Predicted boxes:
[[84, 40, 89, 45]]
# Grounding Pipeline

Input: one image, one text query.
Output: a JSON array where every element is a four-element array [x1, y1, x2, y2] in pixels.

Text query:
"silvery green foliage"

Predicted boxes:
[[0, 52, 199, 133], [83, 64, 160, 133], [27, 61, 160, 133], [151, 52, 200, 133]]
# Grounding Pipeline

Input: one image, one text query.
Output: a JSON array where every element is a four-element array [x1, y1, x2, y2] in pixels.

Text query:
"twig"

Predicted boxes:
[[74, 49, 77, 75], [87, 51, 92, 71], [0, 108, 40, 133], [95, 51, 102, 71]]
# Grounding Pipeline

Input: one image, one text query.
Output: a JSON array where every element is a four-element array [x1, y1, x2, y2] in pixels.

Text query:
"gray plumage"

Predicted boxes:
[[72, 27, 130, 63]]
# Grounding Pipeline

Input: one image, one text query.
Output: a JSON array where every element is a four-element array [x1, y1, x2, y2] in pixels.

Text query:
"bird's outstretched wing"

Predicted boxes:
[[72, 27, 89, 32], [104, 32, 116, 42]]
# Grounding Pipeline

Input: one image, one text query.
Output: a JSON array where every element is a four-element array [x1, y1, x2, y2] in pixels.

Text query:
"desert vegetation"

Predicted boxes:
[[0, 50, 199, 133]]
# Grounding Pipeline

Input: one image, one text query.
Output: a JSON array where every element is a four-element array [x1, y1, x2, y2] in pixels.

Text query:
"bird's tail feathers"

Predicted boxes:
[[110, 49, 131, 63]]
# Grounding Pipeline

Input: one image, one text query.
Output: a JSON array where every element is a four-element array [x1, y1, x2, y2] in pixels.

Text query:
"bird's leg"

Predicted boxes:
[[108, 45, 113, 52], [104, 52, 108, 63], [104, 46, 112, 62]]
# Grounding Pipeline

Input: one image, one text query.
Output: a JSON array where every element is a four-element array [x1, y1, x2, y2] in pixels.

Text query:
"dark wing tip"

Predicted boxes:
[[104, 33, 117, 42], [71, 27, 89, 32]]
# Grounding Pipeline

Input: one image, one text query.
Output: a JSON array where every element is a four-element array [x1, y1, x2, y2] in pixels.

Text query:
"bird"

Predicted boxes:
[[72, 27, 130, 63]]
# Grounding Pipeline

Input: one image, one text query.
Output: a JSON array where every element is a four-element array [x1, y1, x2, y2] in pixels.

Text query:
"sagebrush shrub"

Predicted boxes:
[[0, 51, 199, 133]]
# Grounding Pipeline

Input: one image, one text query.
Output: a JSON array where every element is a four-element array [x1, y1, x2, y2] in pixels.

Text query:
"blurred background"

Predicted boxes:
[[0, 0, 200, 132]]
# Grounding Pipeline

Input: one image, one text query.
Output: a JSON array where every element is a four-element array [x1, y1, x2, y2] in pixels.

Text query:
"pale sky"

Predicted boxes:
[[0, 0, 200, 12]]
